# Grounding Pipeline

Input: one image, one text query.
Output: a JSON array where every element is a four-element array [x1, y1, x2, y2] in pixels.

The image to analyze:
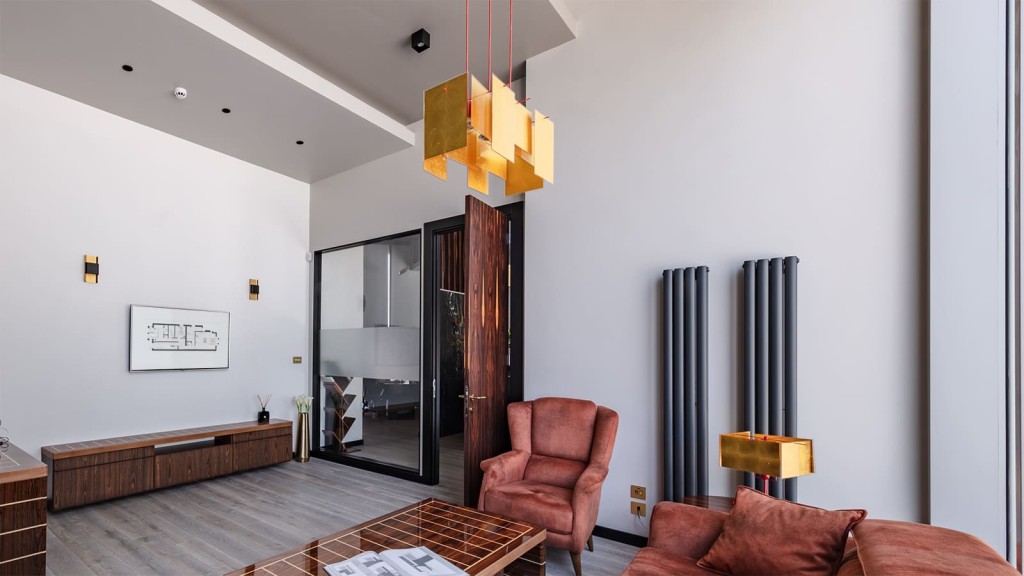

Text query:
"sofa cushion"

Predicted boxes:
[[648, 501, 728, 557], [835, 535, 865, 576], [622, 548, 714, 575], [697, 486, 866, 575], [481, 480, 574, 534], [853, 519, 1017, 575]]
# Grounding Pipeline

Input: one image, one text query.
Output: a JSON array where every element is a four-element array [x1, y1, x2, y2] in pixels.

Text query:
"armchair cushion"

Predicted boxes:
[[530, 397, 598, 461], [482, 480, 574, 534], [523, 454, 588, 489], [697, 486, 866, 576]]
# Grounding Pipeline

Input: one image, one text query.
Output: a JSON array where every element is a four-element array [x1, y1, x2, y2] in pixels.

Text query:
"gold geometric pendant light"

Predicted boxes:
[[423, 0, 553, 195]]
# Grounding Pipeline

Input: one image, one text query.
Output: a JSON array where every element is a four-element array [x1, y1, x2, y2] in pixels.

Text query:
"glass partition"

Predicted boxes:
[[316, 232, 421, 472]]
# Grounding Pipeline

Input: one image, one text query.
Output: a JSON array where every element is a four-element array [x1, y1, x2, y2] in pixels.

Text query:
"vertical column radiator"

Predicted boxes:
[[663, 266, 709, 502], [742, 256, 799, 500]]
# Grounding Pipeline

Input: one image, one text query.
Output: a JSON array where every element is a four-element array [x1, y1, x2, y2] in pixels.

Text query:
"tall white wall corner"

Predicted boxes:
[[929, 0, 1010, 557]]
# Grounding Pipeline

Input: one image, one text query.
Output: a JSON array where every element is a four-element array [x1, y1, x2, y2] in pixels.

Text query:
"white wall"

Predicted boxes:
[[929, 0, 1009, 555], [524, 0, 926, 534], [0, 74, 311, 457], [308, 0, 926, 536]]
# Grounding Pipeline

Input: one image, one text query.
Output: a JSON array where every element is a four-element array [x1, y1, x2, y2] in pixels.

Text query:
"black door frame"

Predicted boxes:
[[421, 201, 525, 485]]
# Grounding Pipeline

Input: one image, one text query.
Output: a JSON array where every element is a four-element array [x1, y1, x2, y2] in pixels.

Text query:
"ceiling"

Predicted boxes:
[[0, 0, 576, 183]]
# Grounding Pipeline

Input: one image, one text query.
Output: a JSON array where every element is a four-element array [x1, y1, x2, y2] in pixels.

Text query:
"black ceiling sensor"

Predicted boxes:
[[411, 28, 430, 53], [122, 64, 133, 72]]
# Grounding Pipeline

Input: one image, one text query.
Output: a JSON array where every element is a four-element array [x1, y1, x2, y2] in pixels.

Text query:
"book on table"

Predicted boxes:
[[324, 547, 468, 576]]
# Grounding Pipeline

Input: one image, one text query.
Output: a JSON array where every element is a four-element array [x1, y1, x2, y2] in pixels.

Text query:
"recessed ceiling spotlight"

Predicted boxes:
[[222, 108, 231, 114], [296, 140, 305, 146], [173, 87, 187, 100], [411, 28, 430, 53], [122, 64, 133, 72]]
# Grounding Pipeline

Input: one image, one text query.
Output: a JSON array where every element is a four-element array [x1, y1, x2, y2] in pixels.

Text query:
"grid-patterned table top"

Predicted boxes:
[[226, 498, 545, 576]]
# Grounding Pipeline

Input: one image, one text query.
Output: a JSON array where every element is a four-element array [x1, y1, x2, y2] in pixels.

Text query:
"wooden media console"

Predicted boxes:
[[41, 419, 292, 512], [0, 443, 47, 575]]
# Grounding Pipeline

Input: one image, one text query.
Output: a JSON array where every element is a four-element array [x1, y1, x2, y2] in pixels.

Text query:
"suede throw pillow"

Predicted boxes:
[[697, 486, 866, 575]]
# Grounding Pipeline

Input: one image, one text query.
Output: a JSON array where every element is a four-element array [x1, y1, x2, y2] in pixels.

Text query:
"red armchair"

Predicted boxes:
[[477, 397, 618, 576]]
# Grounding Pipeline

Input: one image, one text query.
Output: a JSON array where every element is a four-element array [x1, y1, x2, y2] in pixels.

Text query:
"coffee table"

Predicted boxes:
[[225, 498, 546, 576]]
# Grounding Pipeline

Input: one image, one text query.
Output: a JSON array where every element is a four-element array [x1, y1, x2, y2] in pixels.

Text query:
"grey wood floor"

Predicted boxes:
[[45, 449, 637, 575], [344, 413, 421, 470]]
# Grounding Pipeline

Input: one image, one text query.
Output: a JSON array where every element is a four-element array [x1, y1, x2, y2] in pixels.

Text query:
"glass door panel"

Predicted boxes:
[[316, 232, 422, 473]]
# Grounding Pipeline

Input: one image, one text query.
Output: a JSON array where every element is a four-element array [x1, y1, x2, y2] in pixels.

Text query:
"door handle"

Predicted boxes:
[[458, 394, 488, 401], [459, 393, 487, 412]]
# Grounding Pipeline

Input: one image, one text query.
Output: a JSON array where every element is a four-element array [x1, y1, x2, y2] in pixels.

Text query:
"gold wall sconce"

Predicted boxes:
[[249, 279, 259, 301], [84, 255, 99, 283]]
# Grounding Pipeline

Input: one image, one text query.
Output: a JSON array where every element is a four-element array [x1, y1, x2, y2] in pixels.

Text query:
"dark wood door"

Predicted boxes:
[[463, 195, 510, 507]]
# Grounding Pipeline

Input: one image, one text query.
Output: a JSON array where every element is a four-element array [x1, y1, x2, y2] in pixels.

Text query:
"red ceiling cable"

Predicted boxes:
[[508, 0, 513, 87], [467, 0, 517, 99], [487, 0, 493, 91]]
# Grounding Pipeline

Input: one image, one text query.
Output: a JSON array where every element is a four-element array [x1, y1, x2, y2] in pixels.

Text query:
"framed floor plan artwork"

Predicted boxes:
[[129, 305, 230, 371]]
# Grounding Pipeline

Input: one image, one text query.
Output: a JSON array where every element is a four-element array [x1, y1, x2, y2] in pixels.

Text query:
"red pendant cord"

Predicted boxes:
[[508, 0, 513, 86], [487, 0, 493, 91]]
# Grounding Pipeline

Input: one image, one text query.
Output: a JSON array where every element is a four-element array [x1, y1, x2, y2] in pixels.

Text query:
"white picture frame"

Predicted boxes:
[[129, 305, 230, 371]]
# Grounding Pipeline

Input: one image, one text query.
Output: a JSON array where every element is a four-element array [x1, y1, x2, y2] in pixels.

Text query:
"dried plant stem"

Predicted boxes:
[[257, 394, 272, 409]]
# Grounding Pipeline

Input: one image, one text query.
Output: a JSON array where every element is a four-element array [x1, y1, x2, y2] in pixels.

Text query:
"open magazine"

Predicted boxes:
[[324, 547, 468, 576]]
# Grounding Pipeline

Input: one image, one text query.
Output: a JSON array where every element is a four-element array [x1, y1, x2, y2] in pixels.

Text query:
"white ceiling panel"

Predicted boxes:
[[0, 0, 575, 182]]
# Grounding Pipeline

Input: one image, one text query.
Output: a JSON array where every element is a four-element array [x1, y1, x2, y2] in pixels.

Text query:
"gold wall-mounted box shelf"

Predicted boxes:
[[719, 432, 814, 479]]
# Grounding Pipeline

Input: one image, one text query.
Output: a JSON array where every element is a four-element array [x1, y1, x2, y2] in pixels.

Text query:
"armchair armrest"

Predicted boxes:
[[477, 450, 530, 508], [567, 464, 610, 552], [648, 502, 728, 559], [573, 464, 609, 498]]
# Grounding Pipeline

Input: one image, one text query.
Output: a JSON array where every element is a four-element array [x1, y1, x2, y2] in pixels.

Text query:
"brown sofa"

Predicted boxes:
[[624, 500, 1018, 575]]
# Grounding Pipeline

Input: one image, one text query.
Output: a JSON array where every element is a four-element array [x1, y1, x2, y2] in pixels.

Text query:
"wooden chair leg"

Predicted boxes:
[[587, 534, 594, 552], [570, 551, 582, 576]]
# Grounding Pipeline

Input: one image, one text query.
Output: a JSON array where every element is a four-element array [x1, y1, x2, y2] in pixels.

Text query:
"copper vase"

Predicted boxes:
[[296, 412, 310, 462]]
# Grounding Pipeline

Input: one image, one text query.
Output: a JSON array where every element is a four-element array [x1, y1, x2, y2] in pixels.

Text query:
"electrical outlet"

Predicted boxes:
[[292, 356, 303, 364], [630, 485, 646, 500], [630, 502, 647, 517]]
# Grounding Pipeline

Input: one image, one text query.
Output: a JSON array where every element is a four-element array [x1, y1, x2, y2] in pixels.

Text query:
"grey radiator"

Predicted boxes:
[[662, 266, 709, 502], [742, 257, 799, 500]]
